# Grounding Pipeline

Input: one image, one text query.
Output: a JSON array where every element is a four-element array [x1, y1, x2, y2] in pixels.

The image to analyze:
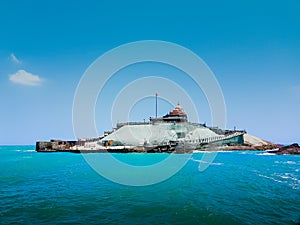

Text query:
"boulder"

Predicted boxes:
[[270, 143, 300, 155]]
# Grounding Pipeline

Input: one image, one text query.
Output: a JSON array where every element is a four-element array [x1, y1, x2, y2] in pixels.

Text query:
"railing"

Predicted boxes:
[[182, 132, 245, 144], [117, 122, 150, 128]]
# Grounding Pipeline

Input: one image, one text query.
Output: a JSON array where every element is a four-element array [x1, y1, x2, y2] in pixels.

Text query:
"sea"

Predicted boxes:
[[1, 146, 299, 225]]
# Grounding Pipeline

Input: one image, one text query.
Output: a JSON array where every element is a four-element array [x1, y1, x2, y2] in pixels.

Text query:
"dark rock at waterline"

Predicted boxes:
[[270, 143, 300, 155]]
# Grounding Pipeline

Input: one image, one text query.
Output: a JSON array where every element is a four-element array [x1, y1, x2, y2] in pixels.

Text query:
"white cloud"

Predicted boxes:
[[9, 69, 42, 86], [10, 53, 21, 64]]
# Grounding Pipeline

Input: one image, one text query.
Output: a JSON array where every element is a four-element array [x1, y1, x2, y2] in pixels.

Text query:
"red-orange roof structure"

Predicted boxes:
[[169, 104, 187, 117]]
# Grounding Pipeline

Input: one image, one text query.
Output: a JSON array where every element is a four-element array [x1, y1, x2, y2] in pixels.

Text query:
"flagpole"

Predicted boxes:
[[155, 92, 158, 118]]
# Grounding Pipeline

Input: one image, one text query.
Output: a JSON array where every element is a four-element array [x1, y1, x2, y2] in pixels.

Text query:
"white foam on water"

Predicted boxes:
[[192, 150, 213, 153], [286, 161, 296, 164], [190, 157, 223, 166], [278, 175, 289, 179], [215, 151, 234, 153], [25, 150, 35, 152], [192, 150, 233, 153], [239, 151, 248, 154], [193, 150, 207, 153], [275, 160, 297, 165], [258, 171, 300, 190], [258, 174, 285, 184], [257, 153, 276, 156]]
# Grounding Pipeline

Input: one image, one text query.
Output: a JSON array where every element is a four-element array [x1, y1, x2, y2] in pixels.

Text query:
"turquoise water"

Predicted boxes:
[[1, 146, 299, 225]]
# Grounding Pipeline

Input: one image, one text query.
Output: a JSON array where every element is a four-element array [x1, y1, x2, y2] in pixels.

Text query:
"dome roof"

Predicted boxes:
[[169, 104, 187, 117]]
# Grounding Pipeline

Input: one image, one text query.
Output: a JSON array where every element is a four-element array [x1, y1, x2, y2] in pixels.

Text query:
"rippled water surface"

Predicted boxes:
[[1, 146, 299, 224]]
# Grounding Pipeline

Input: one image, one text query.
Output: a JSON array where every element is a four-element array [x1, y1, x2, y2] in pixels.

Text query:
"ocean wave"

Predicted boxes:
[[258, 174, 285, 183], [192, 150, 212, 153], [239, 151, 248, 154], [192, 150, 234, 153], [286, 161, 296, 164], [215, 151, 234, 153], [256, 153, 276, 156], [257, 172, 300, 190], [275, 160, 298, 165], [15, 149, 35, 152], [190, 158, 223, 166], [277, 175, 289, 179]]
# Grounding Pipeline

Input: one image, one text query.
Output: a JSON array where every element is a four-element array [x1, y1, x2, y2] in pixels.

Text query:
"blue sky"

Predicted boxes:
[[0, 0, 299, 145]]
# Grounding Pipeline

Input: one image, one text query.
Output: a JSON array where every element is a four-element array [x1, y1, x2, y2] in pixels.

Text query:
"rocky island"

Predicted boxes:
[[36, 104, 285, 153], [269, 143, 300, 155]]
